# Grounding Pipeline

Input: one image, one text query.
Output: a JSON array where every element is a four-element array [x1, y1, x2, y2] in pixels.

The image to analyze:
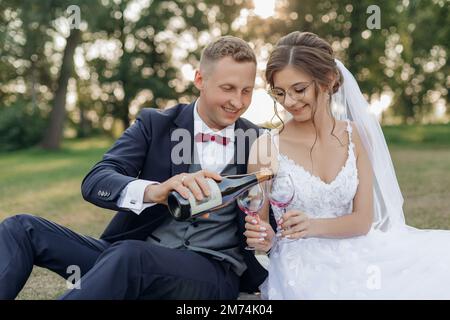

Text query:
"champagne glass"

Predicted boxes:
[[237, 184, 265, 250], [268, 173, 295, 242]]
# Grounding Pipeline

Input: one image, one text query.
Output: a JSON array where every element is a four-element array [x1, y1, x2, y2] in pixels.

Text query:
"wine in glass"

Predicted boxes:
[[237, 184, 265, 250]]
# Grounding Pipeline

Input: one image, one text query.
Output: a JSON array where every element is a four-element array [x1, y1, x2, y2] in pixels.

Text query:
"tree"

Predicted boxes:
[[40, 0, 103, 149], [83, 0, 249, 130], [244, 0, 448, 124], [41, 28, 81, 149], [0, 0, 96, 149]]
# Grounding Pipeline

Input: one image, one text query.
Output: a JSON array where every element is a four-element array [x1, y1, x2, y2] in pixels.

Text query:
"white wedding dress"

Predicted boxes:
[[260, 120, 450, 299]]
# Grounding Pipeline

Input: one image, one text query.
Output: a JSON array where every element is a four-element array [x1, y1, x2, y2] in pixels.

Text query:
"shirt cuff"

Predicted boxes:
[[117, 179, 160, 215]]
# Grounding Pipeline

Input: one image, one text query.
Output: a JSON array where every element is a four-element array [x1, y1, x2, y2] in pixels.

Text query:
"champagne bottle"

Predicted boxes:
[[167, 168, 274, 221]]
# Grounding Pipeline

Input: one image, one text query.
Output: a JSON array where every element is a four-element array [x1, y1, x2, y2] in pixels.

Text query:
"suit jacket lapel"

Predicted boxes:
[[171, 101, 195, 176], [233, 118, 250, 175]]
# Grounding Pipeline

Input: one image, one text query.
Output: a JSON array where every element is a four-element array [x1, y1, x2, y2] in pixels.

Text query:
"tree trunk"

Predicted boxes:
[[30, 65, 38, 110], [119, 99, 130, 130], [41, 29, 81, 149], [78, 106, 91, 138]]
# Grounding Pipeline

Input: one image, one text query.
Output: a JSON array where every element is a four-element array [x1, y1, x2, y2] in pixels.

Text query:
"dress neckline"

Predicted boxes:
[[277, 121, 355, 187]]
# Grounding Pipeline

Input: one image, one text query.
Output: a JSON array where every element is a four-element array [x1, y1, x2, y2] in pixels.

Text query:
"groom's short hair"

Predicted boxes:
[[200, 36, 256, 77]]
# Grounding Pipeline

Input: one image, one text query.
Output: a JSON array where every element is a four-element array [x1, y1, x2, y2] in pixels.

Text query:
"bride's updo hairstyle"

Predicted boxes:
[[266, 31, 345, 169], [266, 31, 343, 98]]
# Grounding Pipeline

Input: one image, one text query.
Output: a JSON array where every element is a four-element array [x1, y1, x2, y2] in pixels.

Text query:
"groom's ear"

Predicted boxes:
[[194, 70, 204, 91]]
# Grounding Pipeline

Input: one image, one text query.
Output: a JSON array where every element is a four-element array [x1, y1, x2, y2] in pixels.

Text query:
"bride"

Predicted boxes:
[[244, 31, 450, 299]]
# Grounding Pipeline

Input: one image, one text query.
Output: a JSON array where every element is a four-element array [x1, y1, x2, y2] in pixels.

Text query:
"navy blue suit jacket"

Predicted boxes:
[[81, 102, 274, 293]]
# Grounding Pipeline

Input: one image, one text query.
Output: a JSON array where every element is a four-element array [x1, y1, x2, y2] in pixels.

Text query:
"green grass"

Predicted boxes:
[[0, 137, 115, 299], [0, 124, 449, 299], [383, 123, 450, 147]]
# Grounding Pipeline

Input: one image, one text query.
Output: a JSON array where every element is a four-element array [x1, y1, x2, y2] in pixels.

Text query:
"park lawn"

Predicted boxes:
[[0, 124, 449, 299], [383, 123, 450, 147], [0, 137, 115, 299]]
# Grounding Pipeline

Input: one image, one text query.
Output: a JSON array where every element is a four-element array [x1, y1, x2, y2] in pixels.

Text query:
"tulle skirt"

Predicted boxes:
[[260, 226, 450, 299]]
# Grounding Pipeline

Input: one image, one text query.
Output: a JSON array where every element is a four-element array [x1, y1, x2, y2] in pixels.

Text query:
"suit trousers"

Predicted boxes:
[[0, 214, 239, 300]]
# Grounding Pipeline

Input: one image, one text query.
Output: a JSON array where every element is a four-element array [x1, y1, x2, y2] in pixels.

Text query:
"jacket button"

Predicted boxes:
[[192, 222, 199, 228], [184, 240, 190, 246]]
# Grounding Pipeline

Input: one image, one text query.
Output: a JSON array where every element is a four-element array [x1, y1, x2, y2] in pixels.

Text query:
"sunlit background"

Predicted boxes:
[[1, 0, 448, 151]]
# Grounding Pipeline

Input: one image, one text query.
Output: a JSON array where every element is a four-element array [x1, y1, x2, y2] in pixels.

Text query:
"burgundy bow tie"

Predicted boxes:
[[195, 132, 231, 146]]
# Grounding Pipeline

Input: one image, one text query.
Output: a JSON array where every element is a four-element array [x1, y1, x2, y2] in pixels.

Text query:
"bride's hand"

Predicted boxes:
[[244, 215, 275, 253], [280, 210, 311, 239]]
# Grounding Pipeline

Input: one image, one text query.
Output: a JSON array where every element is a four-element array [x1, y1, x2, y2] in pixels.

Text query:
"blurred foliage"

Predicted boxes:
[[0, 99, 47, 151], [0, 0, 448, 150], [242, 0, 449, 124]]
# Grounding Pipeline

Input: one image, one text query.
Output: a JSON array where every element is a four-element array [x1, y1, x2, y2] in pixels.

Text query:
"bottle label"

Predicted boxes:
[[188, 178, 222, 215]]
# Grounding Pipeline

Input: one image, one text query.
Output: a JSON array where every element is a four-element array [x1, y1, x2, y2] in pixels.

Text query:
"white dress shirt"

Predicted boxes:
[[117, 100, 235, 214]]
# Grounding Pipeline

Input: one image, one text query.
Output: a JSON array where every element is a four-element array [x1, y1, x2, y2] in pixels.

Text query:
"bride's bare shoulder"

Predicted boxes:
[[332, 119, 364, 158], [344, 120, 366, 159], [335, 119, 349, 133]]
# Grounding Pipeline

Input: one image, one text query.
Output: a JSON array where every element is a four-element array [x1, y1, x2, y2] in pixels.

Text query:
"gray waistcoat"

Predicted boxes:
[[146, 157, 246, 276]]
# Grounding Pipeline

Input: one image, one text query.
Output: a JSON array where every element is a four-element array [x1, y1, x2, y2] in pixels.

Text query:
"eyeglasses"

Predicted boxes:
[[268, 81, 314, 105]]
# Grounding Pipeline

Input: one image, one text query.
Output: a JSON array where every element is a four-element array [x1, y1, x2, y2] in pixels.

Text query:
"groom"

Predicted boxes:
[[0, 36, 272, 299]]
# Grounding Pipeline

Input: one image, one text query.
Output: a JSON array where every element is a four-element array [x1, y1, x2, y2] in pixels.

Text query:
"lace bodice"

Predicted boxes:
[[273, 120, 359, 219]]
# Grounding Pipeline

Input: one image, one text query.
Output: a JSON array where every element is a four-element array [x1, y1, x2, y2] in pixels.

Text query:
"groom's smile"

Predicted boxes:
[[194, 56, 256, 130]]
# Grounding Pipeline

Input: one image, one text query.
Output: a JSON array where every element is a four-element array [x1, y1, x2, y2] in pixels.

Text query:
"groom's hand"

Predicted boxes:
[[144, 170, 223, 205], [244, 216, 275, 252]]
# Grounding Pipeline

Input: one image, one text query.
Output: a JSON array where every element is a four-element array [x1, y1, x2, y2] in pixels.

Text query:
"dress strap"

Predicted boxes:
[[345, 120, 356, 159], [345, 120, 353, 144]]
